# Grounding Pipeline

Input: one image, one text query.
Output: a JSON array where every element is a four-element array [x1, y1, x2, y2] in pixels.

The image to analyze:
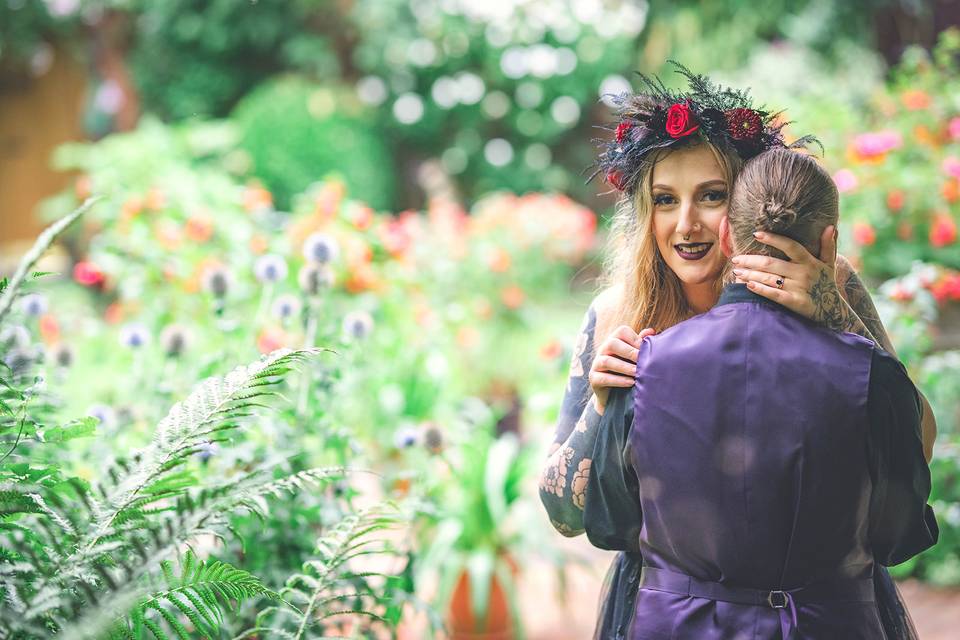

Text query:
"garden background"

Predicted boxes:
[[2, 1, 960, 638]]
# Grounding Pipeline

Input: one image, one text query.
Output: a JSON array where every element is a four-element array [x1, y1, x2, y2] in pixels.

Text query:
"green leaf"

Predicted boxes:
[[37, 417, 97, 443]]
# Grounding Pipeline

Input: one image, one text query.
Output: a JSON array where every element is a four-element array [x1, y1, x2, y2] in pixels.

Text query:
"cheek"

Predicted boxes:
[[702, 206, 728, 237]]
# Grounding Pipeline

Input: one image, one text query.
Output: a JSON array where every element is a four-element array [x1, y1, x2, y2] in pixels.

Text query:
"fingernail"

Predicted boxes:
[[753, 231, 764, 238], [733, 268, 743, 277]]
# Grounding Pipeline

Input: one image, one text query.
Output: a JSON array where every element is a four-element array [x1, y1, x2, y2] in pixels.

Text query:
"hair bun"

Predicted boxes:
[[760, 198, 798, 228]]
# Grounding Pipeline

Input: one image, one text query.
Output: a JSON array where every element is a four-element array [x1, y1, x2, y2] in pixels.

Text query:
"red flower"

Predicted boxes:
[[725, 108, 762, 141], [665, 102, 699, 138], [886, 190, 904, 212], [606, 170, 628, 191], [615, 121, 632, 143], [930, 213, 957, 248], [73, 261, 105, 287], [853, 221, 876, 247]]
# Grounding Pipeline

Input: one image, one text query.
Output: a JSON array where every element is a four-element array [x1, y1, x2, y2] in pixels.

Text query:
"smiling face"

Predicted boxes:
[[650, 143, 731, 310]]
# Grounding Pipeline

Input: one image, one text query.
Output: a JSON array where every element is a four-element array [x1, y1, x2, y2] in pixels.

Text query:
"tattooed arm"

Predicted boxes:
[[539, 303, 604, 537], [836, 256, 937, 461]]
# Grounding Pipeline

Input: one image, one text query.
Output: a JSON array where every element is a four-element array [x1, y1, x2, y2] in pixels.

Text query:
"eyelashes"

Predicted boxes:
[[653, 190, 728, 206]]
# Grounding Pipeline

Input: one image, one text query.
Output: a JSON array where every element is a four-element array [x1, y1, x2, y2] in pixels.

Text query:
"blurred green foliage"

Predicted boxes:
[[232, 77, 396, 211]]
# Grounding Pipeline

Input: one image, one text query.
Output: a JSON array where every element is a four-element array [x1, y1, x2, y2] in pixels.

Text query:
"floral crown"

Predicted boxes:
[[589, 61, 820, 194]]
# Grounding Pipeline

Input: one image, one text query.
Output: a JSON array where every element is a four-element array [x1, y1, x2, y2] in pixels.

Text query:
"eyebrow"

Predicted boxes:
[[652, 179, 728, 191]]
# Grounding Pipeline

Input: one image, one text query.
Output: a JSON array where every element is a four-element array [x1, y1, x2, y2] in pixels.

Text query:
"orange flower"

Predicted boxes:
[[256, 325, 288, 354], [75, 175, 92, 200], [456, 326, 479, 349], [244, 184, 273, 212], [249, 233, 269, 255], [104, 302, 124, 324], [852, 221, 876, 247], [886, 190, 905, 212], [930, 213, 958, 248], [184, 213, 215, 243], [943, 179, 960, 204], [901, 89, 931, 111], [315, 180, 346, 221], [145, 187, 166, 211], [344, 263, 379, 293], [913, 125, 938, 146], [120, 196, 143, 222], [540, 339, 563, 360], [39, 314, 60, 345], [501, 284, 525, 309], [487, 247, 511, 272]]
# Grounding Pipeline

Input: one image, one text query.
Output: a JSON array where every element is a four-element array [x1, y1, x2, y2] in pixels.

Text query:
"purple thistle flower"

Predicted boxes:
[[272, 294, 302, 320], [20, 293, 48, 317], [119, 323, 150, 349], [302, 232, 340, 264], [393, 426, 420, 449], [0, 325, 31, 350], [342, 311, 374, 341], [253, 254, 289, 283]]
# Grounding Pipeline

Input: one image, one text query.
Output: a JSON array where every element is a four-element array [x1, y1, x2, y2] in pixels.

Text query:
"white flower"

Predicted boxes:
[[20, 293, 48, 317], [253, 254, 289, 283], [272, 294, 302, 320], [119, 323, 150, 349], [342, 311, 374, 340], [302, 233, 340, 264]]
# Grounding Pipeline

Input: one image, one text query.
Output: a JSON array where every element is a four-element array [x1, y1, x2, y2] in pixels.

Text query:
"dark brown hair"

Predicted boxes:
[[728, 148, 838, 260]]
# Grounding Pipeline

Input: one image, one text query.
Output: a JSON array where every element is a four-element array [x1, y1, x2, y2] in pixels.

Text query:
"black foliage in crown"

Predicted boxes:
[[587, 61, 822, 195]]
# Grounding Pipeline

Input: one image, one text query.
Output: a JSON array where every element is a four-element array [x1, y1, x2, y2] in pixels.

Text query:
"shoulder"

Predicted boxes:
[[590, 284, 624, 343]]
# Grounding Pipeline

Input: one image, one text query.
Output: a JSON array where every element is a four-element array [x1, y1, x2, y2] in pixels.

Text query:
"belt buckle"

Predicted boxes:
[[767, 590, 788, 609]]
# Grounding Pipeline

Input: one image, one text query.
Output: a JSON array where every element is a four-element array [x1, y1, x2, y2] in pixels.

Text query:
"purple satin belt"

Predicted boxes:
[[638, 566, 876, 639]]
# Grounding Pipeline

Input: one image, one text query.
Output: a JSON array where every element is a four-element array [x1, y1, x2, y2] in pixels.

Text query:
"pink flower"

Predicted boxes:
[[949, 117, 960, 142], [852, 130, 902, 158], [942, 156, 960, 180], [832, 169, 858, 193]]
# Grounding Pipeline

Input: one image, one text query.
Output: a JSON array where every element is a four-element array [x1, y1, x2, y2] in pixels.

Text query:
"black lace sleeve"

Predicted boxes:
[[584, 386, 641, 552]]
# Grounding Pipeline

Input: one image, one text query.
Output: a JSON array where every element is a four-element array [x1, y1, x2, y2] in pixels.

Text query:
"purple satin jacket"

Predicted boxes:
[[585, 284, 937, 640]]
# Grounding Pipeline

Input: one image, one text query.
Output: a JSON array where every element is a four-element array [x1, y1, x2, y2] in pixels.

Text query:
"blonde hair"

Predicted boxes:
[[594, 138, 743, 349]]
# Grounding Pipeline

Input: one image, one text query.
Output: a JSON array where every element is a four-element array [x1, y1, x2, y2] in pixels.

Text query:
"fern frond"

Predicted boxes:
[[0, 197, 99, 325], [81, 349, 325, 554], [249, 502, 406, 639]]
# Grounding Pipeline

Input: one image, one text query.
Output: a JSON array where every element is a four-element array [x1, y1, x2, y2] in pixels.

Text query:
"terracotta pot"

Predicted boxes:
[[447, 556, 519, 640]]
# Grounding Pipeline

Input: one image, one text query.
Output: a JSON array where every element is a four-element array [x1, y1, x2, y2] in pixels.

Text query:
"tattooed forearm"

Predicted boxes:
[[842, 270, 896, 356], [539, 398, 603, 535], [540, 302, 600, 536]]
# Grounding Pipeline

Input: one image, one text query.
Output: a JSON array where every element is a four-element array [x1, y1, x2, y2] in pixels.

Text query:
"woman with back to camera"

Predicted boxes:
[[538, 63, 937, 639]]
